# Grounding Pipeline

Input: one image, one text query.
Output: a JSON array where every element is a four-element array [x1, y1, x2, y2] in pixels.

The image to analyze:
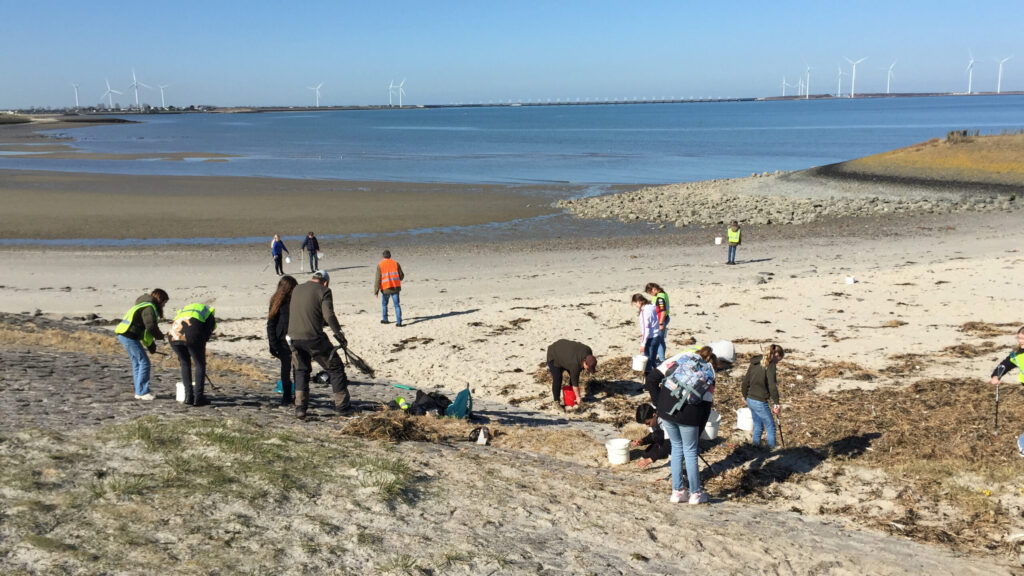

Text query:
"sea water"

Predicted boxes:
[[5, 95, 1023, 186]]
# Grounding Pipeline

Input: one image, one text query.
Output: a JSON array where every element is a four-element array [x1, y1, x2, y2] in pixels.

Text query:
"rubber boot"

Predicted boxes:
[[295, 390, 308, 420], [280, 384, 293, 407], [192, 380, 209, 407], [183, 383, 195, 406], [333, 391, 352, 416]]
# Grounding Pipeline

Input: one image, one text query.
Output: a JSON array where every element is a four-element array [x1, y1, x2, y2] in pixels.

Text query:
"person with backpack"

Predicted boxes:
[[632, 293, 661, 376], [651, 346, 717, 504], [645, 282, 670, 363], [632, 403, 670, 469], [114, 289, 169, 401], [644, 341, 735, 404], [167, 303, 217, 406], [741, 344, 785, 449], [267, 275, 298, 406], [300, 231, 321, 273], [545, 339, 597, 412]]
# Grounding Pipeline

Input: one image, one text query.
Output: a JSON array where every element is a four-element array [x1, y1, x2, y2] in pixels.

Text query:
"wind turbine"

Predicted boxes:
[[387, 80, 396, 106], [308, 82, 323, 107], [966, 52, 975, 94], [805, 65, 812, 99], [72, 83, 80, 108], [835, 66, 845, 98], [996, 55, 1013, 94], [883, 61, 896, 94], [128, 69, 151, 110], [781, 76, 788, 97], [397, 79, 406, 107], [101, 79, 122, 108], [844, 56, 867, 98], [158, 85, 170, 108]]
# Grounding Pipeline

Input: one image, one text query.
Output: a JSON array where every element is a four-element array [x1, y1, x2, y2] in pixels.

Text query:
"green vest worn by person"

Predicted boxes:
[[728, 227, 741, 244], [1012, 351, 1024, 384], [175, 303, 215, 324], [115, 302, 158, 347], [655, 290, 670, 317]]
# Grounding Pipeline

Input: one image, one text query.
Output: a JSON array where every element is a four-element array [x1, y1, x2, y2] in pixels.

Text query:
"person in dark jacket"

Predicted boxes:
[[271, 234, 290, 276], [651, 346, 716, 505], [741, 344, 785, 449], [168, 303, 216, 406], [632, 403, 670, 469], [300, 231, 321, 273], [114, 289, 169, 400], [287, 270, 350, 419], [546, 339, 597, 411], [267, 275, 298, 406]]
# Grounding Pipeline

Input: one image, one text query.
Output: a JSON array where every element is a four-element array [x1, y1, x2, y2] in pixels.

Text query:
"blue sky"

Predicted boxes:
[[1, 1, 1019, 108]]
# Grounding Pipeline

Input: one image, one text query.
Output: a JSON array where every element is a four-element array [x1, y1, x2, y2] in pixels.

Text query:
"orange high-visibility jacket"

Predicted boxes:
[[379, 258, 402, 291]]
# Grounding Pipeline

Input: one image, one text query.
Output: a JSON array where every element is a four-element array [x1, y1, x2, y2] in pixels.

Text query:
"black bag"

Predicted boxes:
[[409, 390, 451, 417]]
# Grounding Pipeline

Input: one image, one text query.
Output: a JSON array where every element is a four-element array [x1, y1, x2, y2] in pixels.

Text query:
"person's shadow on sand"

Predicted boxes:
[[399, 308, 479, 327]]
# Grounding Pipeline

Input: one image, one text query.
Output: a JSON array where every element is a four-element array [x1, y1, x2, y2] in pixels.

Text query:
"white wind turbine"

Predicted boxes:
[[72, 83, 80, 108], [845, 56, 867, 98], [996, 55, 1013, 94], [158, 85, 170, 108], [805, 65, 812, 99], [966, 52, 975, 94], [101, 79, 122, 108], [388, 80, 396, 106], [308, 82, 323, 107], [397, 79, 406, 107], [883, 61, 896, 94], [781, 76, 789, 97], [128, 69, 151, 110], [835, 66, 845, 98], [797, 78, 804, 97]]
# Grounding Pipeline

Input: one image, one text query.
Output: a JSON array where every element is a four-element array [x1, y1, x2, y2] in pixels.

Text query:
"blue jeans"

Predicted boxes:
[[382, 292, 402, 324], [747, 398, 776, 448], [118, 335, 151, 396], [655, 318, 668, 363], [642, 337, 660, 374], [728, 244, 737, 263], [661, 419, 702, 494], [308, 251, 319, 272]]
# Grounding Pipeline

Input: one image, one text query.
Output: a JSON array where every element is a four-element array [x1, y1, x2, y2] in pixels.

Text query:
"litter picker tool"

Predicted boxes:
[[994, 364, 1008, 440], [262, 259, 272, 272], [775, 410, 787, 449], [205, 374, 218, 392]]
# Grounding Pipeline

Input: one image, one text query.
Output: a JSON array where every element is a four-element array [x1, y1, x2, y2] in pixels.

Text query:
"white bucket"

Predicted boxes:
[[715, 236, 723, 245], [317, 251, 325, 260], [702, 409, 721, 440], [631, 355, 648, 371], [285, 256, 291, 264], [735, 407, 753, 431], [605, 438, 631, 465], [845, 276, 856, 284], [175, 382, 186, 403]]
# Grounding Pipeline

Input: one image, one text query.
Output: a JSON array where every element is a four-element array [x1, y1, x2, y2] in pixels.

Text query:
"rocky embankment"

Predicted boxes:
[[558, 170, 1020, 227]]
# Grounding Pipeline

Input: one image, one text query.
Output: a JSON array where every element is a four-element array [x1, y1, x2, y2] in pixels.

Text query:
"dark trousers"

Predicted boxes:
[[292, 334, 349, 407], [547, 360, 567, 403], [308, 251, 319, 272], [274, 255, 284, 275], [274, 347, 292, 399], [171, 337, 207, 400]]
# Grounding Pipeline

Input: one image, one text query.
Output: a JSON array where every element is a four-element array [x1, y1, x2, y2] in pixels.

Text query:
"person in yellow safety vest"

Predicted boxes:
[[990, 327, 1024, 456], [114, 289, 169, 401], [374, 249, 405, 327], [726, 221, 741, 265], [168, 303, 217, 406]]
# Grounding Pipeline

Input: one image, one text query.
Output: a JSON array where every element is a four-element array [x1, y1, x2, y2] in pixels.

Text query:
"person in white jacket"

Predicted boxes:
[[631, 293, 662, 376]]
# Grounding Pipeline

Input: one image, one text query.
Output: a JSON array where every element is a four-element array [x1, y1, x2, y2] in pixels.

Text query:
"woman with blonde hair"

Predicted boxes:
[[742, 343, 785, 449], [267, 275, 298, 406]]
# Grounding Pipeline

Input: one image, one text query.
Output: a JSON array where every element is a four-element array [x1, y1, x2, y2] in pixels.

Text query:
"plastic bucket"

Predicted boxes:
[[285, 256, 291, 264], [605, 438, 631, 465], [175, 382, 186, 403], [845, 276, 856, 284], [735, 407, 753, 431], [715, 236, 723, 245], [701, 409, 721, 440], [317, 251, 325, 260], [631, 355, 648, 371]]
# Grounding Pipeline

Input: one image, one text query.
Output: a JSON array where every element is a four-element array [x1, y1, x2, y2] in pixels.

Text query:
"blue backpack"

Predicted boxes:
[[445, 385, 473, 419]]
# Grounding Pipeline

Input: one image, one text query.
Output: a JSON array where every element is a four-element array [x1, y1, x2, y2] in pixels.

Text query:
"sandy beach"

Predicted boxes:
[[3, 122, 1024, 573]]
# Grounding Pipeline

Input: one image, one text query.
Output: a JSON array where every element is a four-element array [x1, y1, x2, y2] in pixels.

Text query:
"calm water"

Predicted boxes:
[[6, 95, 1024, 186]]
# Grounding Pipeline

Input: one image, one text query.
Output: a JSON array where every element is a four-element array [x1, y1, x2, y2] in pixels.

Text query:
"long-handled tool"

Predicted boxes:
[[995, 365, 1007, 440]]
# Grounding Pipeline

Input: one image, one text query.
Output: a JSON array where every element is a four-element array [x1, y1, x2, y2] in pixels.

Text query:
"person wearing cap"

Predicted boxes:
[[287, 269, 352, 419], [374, 250, 405, 327], [114, 289, 169, 401], [742, 343, 785, 449], [300, 231, 321, 274], [546, 339, 597, 411], [167, 303, 216, 406]]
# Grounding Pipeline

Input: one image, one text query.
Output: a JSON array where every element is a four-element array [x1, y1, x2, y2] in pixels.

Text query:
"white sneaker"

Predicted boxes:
[[670, 489, 690, 503], [134, 393, 156, 401], [688, 491, 709, 505]]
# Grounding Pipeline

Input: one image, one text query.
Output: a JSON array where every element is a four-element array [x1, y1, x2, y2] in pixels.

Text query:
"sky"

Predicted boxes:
[[1, 0, 1020, 109]]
